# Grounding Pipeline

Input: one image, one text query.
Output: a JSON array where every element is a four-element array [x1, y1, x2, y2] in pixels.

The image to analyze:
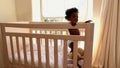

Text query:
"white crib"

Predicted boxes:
[[0, 22, 94, 68]]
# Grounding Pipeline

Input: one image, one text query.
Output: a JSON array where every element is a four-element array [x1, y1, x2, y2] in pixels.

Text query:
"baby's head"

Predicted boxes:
[[65, 7, 78, 26]]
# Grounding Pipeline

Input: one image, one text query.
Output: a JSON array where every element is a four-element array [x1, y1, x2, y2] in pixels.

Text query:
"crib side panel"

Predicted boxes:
[[0, 23, 94, 68]]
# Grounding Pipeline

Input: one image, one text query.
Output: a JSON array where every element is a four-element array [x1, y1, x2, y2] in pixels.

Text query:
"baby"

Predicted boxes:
[[65, 7, 91, 68], [65, 7, 92, 35]]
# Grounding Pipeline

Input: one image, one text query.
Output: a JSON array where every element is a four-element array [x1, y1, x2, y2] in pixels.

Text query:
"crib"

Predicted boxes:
[[0, 22, 94, 68]]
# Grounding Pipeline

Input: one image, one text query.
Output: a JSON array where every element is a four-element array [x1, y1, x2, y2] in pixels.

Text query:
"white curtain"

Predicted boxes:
[[92, 0, 120, 68]]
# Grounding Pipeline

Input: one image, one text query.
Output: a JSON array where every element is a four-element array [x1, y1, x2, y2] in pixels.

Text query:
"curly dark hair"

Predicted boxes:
[[65, 7, 78, 20]]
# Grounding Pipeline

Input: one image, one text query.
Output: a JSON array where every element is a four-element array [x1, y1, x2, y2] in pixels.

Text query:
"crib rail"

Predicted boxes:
[[0, 22, 94, 68], [0, 22, 86, 29]]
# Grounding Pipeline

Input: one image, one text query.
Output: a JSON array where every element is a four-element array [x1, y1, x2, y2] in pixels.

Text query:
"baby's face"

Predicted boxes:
[[69, 12, 78, 26]]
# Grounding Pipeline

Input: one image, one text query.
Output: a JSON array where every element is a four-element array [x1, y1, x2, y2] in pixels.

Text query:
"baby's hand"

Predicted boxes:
[[84, 20, 92, 23]]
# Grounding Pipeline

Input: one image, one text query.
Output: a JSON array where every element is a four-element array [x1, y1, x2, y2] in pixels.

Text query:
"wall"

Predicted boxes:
[[15, 0, 32, 21], [0, 0, 32, 22], [0, 0, 16, 22]]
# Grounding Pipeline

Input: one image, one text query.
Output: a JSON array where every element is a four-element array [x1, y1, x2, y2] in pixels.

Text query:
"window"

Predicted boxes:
[[32, 0, 93, 22]]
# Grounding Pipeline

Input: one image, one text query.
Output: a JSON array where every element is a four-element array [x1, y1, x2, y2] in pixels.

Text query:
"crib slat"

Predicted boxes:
[[29, 37, 35, 68], [73, 41, 78, 68], [10, 36, 15, 65], [16, 36, 22, 66], [45, 38, 50, 68], [22, 37, 28, 67], [54, 39, 58, 68], [63, 40, 67, 68], [37, 38, 42, 68]]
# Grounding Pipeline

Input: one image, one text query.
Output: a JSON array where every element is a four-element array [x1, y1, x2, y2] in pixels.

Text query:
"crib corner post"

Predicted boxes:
[[0, 25, 4, 68], [83, 23, 94, 68], [0, 24, 9, 68]]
